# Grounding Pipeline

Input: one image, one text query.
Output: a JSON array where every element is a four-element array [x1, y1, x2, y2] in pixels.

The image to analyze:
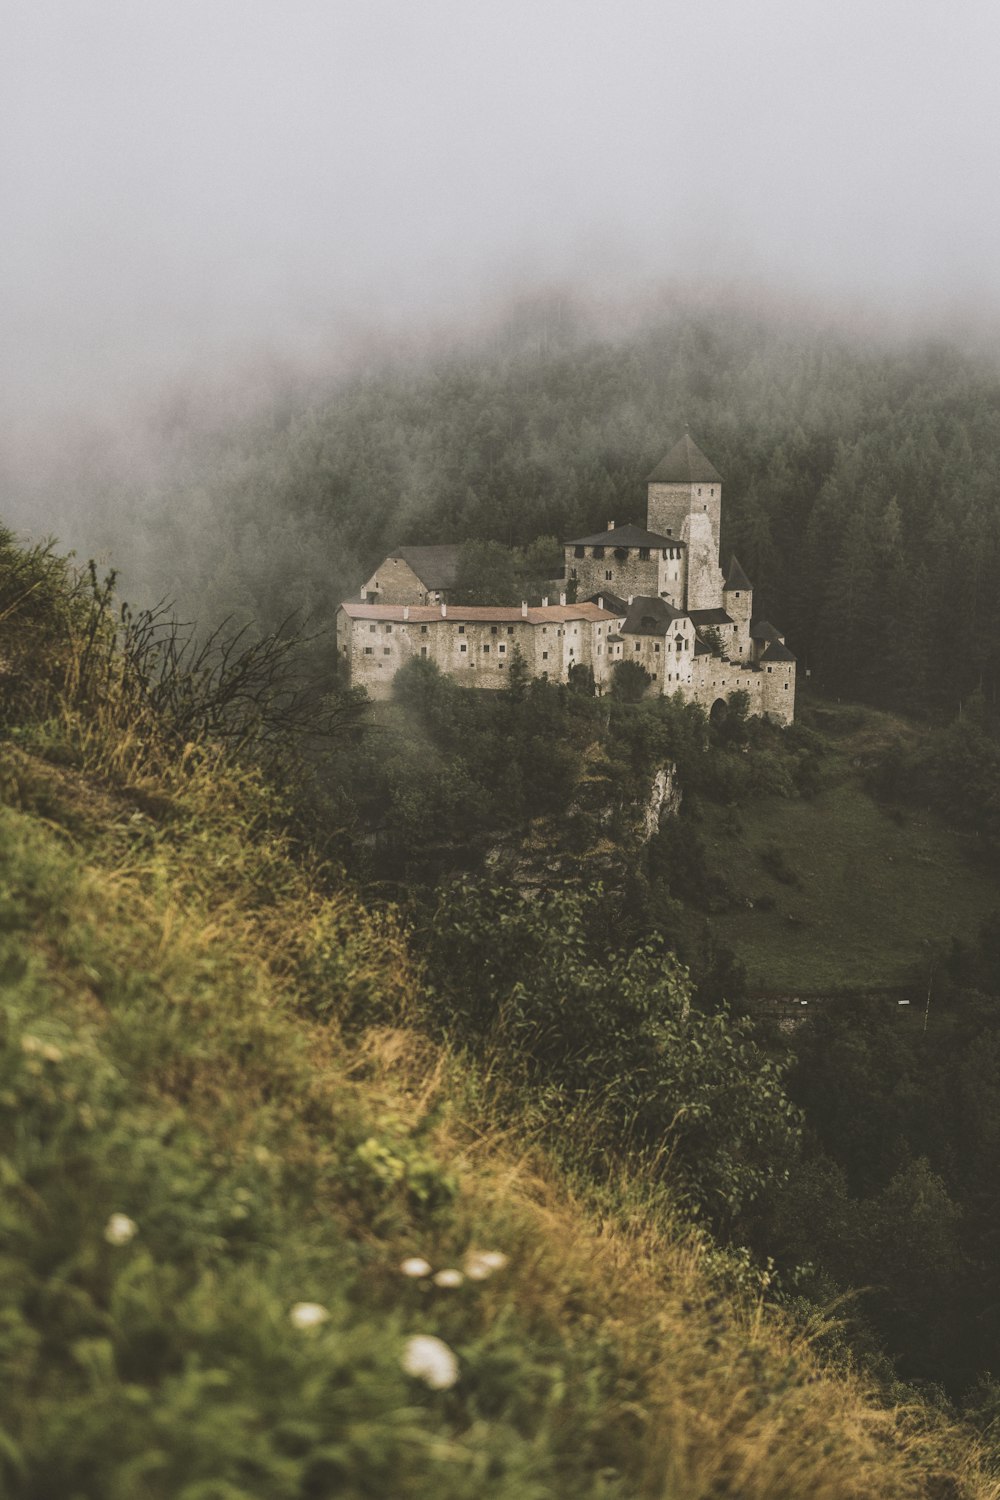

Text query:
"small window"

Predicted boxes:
[[420, 624, 428, 634], [542, 627, 547, 635], [654, 643, 660, 653], [499, 644, 506, 654], [483, 644, 490, 653], [363, 647, 374, 656], [542, 650, 549, 660], [574, 545, 585, 559], [490, 625, 498, 635], [420, 646, 427, 658], [568, 648, 574, 657], [383, 647, 391, 656], [635, 642, 641, 652], [384, 624, 392, 633], [507, 626, 514, 635], [639, 547, 650, 561], [605, 570, 613, 581], [460, 644, 468, 654], [785, 682, 789, 689], [597, 646, 602, 656], [458, 625, 465, 634]]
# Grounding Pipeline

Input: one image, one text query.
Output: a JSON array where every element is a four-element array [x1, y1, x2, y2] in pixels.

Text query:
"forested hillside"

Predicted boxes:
[[73, 296, 1000, 719]]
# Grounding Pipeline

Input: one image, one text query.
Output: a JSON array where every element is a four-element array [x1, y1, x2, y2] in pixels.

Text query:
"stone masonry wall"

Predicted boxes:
[[647, 481, 721, 553], [361, 557, 437, 605]]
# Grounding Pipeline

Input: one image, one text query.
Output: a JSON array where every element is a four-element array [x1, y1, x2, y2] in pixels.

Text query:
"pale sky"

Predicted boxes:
[[4, 0, 1000, 429]]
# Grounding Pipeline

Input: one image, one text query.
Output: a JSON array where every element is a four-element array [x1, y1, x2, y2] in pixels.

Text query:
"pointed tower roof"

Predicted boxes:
[[724, 555, 752, 591], [646, 431, 723, 485]]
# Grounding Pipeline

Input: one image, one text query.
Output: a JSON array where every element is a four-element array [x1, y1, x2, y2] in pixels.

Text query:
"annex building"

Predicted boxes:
[[337, 432, 796, 723]]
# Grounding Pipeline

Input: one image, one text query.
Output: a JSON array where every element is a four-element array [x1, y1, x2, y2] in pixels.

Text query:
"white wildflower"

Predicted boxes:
[[400, 1256, 432, 1278], [432, 1268, 464, 1288], [401, 1334, 459, 1389], [463, 1249, 509, 1280], [289, 1301, 329, 1329], [104, 1213, 138, 1247]]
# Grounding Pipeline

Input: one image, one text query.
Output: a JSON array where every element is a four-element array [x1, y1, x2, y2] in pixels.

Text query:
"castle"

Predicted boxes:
[[336, 432, 796, 724]]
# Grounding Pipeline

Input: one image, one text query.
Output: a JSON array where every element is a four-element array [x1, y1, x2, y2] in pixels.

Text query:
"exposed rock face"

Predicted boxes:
[[485, 756, 680, 893], [641, 762, 681, 843]]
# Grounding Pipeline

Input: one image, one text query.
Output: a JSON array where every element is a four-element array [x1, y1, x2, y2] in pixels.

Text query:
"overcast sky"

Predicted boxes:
[[4, 0, 1000, 433]]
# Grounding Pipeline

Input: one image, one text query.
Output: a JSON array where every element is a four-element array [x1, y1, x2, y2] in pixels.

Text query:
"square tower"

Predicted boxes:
[[646, 430, 723, 558]]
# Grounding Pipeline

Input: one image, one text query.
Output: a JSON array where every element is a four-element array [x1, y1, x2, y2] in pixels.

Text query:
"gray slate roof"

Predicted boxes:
[[724, 555, 752, 591], [566, 522, 682, 549], [388, 545, 461, 590], [749, 620, 782, 642], [585, 591, 629, 616], [759, 641, 797, 663], [688, 607, 734, 627], [621, 595, 686, 636], [646, 432, 723, 485]]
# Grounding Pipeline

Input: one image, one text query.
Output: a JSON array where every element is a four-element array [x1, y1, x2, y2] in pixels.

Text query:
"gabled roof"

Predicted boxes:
[[759, 640, 797, 663], [694, 637, 713, 657], [749, 619, 782, 642], [621, 595, 687, 636], [646, 432, 723, 485], [688, 607, 734, 627], [724, 555, 752, 591], [566, 522, 683, 549], [384, 544, 461, 590]]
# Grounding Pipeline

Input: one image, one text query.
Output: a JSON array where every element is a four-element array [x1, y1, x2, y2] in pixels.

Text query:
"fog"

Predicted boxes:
[[4, 0, 1000, 562]]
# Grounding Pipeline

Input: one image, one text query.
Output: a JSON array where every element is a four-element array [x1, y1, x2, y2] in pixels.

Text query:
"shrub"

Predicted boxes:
[[419, 882, 801, 1221]]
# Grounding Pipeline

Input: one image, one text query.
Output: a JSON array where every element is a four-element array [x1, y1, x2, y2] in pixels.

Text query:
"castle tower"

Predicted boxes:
[[646, 431, 724, 611], [722, 555, 753, 662]]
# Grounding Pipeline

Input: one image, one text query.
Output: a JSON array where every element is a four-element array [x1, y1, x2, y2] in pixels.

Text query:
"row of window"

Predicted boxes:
[[573, 545, 678, 561]]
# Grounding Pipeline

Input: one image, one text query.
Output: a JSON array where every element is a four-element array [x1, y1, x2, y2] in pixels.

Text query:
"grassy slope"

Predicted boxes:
[[700, 704, 999, 995], [0, 717, 996, 1493]]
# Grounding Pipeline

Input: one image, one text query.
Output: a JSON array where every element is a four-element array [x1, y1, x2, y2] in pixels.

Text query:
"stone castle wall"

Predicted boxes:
[[647, 480, 721, 552], [567, 543, 685, 607]]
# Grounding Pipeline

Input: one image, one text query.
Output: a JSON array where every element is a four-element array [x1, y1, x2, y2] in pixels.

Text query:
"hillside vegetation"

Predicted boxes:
[[2, 547, 997, 1491]]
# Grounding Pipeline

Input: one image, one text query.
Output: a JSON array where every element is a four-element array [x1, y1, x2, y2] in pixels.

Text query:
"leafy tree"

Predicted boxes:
[[610, 659, 653, 702]]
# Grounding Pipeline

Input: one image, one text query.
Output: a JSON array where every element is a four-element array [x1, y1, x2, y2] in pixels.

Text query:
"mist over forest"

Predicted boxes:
[[6, 288, 999, 724]]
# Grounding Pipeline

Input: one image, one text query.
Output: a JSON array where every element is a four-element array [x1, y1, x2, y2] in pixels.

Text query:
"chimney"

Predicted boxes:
[[628, 595, 634, 605], [542, 595, 549, 608], [403, 605, 409, 621], [559, 590, 567, 606], [607, 520, 615, 531], [440, 602, 447, 617], [598, 595, 604, 610], [360, 586, 366, 600], [521, 600, 528, 617]]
